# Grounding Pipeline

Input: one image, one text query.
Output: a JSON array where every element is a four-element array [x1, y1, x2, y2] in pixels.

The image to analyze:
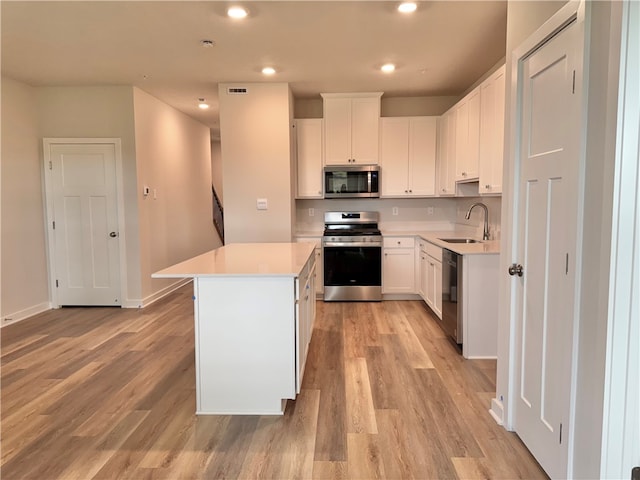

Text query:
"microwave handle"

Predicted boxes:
[[368, 172, 372, 193]]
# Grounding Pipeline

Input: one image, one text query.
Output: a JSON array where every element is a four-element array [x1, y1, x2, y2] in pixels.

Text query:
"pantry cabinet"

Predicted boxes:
[[438, 109, 457, 196], [383, 237, 415, 294], [294, 119, 323, 198], [479, 65, 506, 195], [455, 88, 481, 181], [322, 93, 382, 165], [380, 116, 437, 197]]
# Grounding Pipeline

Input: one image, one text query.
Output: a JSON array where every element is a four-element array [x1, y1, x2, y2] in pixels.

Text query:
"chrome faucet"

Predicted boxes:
[[465, 202, 490, 240]]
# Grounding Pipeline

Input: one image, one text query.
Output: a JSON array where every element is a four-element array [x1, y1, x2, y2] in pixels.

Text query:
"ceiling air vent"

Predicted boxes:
[[227, 87, 248, 95]]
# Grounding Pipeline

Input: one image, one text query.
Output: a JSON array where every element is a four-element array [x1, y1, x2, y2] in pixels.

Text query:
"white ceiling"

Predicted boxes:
[[1, 1, 507, 138]]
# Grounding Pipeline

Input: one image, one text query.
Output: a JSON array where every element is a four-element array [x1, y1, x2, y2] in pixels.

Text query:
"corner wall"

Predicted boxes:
[[37, 85, 142, 304], [132, 88, 221, 302], [218, 83, 294, 243], [1, 77, 50, 323]]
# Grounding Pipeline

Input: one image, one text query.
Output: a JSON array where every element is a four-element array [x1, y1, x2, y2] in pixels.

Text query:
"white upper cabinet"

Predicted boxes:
[[294, 119, 323, 198], [455, 88, 480, 181], [322, 93, 382, 165], [479, 65, 506, 195], [380, 116, 437, 197], [438, 109, 456, 196]]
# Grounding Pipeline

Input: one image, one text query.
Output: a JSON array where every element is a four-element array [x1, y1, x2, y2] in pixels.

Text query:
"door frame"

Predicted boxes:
[[43, 138, 127, 308], [495, 0, 586, 472], [600, 1, 640, 476]]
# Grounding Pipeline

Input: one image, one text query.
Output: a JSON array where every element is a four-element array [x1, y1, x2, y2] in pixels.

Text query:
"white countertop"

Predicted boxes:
[[152, 242, 316, 278], [412, 231, 500, 255]]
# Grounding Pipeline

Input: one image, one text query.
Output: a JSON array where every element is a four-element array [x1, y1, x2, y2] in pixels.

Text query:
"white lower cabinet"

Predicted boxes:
[[461, 254, 499, 359], [295, 237, 323, 296], [295, 257, 316, 393], [383, 237, 415, 294], [419, 239, 442, 319]]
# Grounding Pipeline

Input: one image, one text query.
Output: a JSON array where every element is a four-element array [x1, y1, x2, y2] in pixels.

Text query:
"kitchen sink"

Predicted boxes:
[[439, 238, 483, 244]]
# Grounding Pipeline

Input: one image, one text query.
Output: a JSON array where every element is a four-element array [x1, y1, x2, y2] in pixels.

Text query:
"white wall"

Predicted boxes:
[[37, 85, 143, 303], [1, 77, 50, 323], [294, 95, 460, 119], [132, 88, 221, 301], [573, 2, 622, 477], [295, 198, 457, 233], [218, 83, 294, 243]]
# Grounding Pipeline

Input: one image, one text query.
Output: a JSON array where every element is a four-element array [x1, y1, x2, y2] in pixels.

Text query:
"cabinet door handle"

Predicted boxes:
[[485, 184, 491, 189]]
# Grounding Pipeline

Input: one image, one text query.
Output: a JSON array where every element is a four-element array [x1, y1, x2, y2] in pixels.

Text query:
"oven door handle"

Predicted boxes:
[[323, 242, 382, 248]]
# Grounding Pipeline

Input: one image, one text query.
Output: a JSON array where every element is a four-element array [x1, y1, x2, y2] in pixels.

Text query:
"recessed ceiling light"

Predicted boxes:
[[227, 6, 248, 19], [200, 39, 215, 48], [381, 63, 396, 73], [398, 2, 417, 13], [198, 98, 210, 109], [262, 67, 276, 75]]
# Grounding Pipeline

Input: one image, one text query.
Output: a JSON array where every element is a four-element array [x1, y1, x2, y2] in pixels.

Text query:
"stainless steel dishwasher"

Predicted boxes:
[[442, 249, 462, 344]]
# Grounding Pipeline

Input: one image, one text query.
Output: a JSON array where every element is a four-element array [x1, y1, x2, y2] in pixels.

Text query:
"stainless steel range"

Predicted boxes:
[[322, 211, 382, 302]]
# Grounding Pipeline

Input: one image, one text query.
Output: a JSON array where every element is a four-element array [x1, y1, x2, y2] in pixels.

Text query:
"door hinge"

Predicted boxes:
[[559, 423, 563, 444], [52, 221, 56, 230], [572, 70, 576, 94], [56, 279, 59, 288], [49, 161, 53, 170], [565, 253, 569, 274]]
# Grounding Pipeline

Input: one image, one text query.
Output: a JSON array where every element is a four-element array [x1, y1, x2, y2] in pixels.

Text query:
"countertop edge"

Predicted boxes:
[[152, 243, 316, 278]]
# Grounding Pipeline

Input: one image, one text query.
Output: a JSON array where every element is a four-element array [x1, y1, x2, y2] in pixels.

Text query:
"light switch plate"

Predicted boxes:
[[257, 198, 268, 210]]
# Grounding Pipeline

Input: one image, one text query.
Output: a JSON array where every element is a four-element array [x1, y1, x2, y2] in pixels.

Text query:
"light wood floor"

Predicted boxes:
[[1, 284, 547, 479]]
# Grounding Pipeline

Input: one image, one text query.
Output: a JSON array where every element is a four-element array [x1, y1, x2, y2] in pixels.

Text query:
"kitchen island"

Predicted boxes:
[[153, 242, 317, 415]]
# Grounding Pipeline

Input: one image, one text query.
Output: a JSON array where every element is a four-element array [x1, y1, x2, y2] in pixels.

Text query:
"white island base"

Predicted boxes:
[[153, 243, 316, 415]]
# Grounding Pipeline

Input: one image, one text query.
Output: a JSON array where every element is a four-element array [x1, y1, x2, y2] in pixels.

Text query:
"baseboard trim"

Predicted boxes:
[[489, 397, 504, 426], [137, 279, 192, 308], [381, 293, 422, 301], [1, 301, 52, 327]]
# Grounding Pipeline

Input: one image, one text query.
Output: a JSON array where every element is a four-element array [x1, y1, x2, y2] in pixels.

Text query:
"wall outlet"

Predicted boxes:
[[427, 206, 434, 216], [256, 198, 268, 210], [308, 208, 314, 217], [392, 207, 399, 216]]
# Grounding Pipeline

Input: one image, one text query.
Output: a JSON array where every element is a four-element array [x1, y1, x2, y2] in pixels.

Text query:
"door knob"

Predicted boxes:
[[109, 232, 118, 238], [508, 263, 524, 277]]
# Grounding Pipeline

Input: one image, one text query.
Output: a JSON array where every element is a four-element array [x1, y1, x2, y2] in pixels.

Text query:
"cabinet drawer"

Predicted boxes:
[[383, 236, 415, 249], [420, 240, 442, 260]]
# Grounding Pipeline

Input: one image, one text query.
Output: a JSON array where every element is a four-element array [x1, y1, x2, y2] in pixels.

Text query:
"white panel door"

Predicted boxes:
[[408, 116, 437, 196], [50, 143, 121, 306], [323, 97, 352, 165], [513, 20, 581, 479], [380, 117, 409, 196], [350, 97, 380, 164], [295, 119, 323, 198]]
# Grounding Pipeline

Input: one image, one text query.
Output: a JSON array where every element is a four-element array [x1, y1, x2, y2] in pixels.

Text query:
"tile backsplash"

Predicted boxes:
[[295, 196, 502, 239]]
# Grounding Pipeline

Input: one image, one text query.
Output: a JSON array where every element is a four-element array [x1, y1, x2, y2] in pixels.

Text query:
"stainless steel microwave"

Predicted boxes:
[[323, 165, 380, 198]]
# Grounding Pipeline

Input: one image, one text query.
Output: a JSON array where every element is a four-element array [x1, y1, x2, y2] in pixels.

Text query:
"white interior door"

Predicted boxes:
[[513, 20, 581, 479], [48, 142, 121, 306]]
